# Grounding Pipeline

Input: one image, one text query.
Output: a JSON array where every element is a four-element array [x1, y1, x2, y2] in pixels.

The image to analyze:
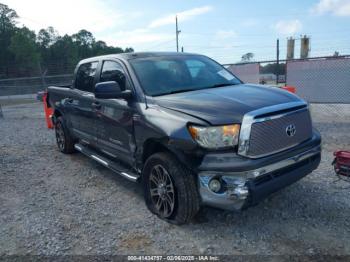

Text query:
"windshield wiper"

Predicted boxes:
[[205, 83, 236, 89], [169, 89, 198, 94], [154, 83, 236, 96], [156, 89, 197, 96]]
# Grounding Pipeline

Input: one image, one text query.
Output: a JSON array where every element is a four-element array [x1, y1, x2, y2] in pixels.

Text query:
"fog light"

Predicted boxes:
[[208, 179, 221, 193]]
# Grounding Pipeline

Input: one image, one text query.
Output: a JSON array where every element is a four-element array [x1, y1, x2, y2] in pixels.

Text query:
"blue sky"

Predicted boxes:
[[4, 0, 350, 63]]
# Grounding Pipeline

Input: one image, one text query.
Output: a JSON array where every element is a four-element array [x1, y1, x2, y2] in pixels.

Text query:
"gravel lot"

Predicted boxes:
[[1, 101, 350, 256]]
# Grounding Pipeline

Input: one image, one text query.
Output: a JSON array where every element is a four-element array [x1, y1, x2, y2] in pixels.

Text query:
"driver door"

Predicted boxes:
[[94, 60, 136, 166]]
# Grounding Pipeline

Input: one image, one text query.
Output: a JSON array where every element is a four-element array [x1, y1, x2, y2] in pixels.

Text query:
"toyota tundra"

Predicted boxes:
[[46, 52, 321, 224]]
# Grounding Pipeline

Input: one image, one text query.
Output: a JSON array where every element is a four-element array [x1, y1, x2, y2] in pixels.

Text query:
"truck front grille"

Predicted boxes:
[[247, 109, 312, 157]]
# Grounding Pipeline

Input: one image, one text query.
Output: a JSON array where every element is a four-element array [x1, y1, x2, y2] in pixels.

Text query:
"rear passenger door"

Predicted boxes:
[[94, 60, 136, 165], [69, 61, 99, 145]]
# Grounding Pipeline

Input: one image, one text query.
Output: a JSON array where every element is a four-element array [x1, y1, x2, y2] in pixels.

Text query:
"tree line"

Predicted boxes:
[[0, 3, 134, 79]]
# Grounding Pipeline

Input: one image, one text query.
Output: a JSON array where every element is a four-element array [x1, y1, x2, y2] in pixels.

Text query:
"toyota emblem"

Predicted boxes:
[[286, 124, 296, 137]]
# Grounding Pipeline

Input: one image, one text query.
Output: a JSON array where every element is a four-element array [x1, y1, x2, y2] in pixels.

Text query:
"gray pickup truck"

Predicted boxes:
[[47, 52, 321, 224]]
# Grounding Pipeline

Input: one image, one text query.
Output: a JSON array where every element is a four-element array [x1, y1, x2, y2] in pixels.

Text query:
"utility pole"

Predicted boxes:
[[176, 16, 181, 52], [276, 38, 280, 85]]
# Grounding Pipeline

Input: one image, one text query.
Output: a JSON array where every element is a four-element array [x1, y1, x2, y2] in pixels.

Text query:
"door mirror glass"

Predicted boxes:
[[95, 81, 121, 99], [95, 81, 133, 99]]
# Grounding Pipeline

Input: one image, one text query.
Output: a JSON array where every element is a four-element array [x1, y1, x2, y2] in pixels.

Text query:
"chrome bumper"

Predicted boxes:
[[198, 145, 321, 210]]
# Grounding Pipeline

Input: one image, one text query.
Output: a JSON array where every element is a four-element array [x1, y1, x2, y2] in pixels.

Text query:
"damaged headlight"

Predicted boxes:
[[188, 124, 240, 149]]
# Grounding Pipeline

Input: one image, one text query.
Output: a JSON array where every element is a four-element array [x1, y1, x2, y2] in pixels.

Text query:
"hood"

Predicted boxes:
[[153, 84, 302, 125]]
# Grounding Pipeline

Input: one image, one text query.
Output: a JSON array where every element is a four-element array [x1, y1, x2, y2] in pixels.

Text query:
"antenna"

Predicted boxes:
[[144, 94, 149, 109]]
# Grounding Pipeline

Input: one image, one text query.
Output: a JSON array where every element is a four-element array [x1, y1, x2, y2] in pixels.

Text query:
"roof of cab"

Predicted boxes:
[[78, 51, 200, 64]]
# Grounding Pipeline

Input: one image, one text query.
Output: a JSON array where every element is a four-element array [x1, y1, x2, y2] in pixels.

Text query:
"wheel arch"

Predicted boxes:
[[142, 139, 170, 163], [141, 138, 198, 174], [52, 108, 63, 124]]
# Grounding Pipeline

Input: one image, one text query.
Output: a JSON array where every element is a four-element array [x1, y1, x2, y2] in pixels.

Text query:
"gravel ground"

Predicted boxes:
[[1, 101, 350, 256]]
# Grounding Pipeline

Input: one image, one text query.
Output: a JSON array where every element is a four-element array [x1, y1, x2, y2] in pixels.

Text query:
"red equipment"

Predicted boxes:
[[43, 91, 54, 129], [281, 86, 296, 94], [332, 151, 350, 178]]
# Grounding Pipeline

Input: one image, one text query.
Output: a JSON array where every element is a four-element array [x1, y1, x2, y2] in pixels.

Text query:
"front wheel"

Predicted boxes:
[[143, 152, 200, 224]]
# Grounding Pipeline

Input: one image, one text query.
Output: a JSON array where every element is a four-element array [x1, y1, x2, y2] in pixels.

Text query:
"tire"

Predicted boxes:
[[55, 116, 75, 154], [143, 152, 200, 225]]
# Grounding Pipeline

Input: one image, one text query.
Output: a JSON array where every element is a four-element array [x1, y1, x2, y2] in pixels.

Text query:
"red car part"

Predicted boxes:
[[43, 91, 54, 129], [332, 151, 350, 178], [281, 86, 296, 94]]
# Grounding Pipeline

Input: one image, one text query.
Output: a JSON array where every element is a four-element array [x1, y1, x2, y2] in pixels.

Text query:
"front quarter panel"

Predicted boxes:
[[134, 102, 207, 168]]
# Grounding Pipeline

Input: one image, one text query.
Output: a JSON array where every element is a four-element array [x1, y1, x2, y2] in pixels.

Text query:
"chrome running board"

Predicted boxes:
[[74, 143, 139, 182]]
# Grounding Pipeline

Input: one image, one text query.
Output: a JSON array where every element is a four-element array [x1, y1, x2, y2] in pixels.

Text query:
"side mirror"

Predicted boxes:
[[95, 81, 132, 99]]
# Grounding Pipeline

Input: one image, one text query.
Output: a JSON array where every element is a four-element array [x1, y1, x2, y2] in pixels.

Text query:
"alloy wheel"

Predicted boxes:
[[55, 122, 65, 151], [149, 164, 175, 218]]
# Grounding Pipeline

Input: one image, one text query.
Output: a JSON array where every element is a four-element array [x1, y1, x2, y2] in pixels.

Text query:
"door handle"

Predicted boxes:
[[66, 98, 73, 103], [92, 102, 102, 110]]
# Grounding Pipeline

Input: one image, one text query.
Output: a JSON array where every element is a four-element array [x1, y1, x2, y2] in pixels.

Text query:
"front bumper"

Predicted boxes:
[[198, 131, 321, 210]]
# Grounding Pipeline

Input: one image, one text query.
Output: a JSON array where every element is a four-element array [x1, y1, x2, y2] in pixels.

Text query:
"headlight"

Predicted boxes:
[[188, 124, 240, 149]]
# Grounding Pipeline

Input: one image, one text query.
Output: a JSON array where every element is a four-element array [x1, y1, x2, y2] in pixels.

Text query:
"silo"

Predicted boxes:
[[287, 37, 295, 60], [300, 35, 310, 59]]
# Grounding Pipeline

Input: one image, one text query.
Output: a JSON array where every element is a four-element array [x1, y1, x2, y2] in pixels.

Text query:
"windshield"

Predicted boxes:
[[129, 55, 242, 96]]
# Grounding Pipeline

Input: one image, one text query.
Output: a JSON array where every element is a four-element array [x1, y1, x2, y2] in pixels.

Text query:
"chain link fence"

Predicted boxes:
[[225, 63, 260, 84], [0, 74, 73, 96], [224, 55, 350, 104], [286, 56, 350, 104], [0, 61, 75, 97]]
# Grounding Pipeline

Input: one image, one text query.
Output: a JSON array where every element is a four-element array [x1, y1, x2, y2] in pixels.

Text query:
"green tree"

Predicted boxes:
[[72, 29, 95, 59], [0, 3, 17, 30], [241, 52, 254, 62], [9, 27, 41, 76], [37, 27, 59, 70], [72, 29, 95, 47], [125, 47, 134, 53], [92, 40, 108, 56], [0, 3, 18, 76], [1, 4, 134, 78], [260, 63, 286, 75], [49, 34, 79, 74], [37, 26, 58, 48]]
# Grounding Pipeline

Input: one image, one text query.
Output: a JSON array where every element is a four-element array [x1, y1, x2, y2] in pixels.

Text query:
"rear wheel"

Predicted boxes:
[[143, 152, 200, 224], [55, 116, 75, 154]]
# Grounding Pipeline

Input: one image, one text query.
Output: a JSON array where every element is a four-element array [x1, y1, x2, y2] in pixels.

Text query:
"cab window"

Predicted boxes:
[[100, 60, 131, 91], [75, 62, 98, 92]]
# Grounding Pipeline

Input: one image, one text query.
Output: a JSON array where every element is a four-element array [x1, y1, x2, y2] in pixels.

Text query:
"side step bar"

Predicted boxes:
[[74, 143, 140, 182]]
